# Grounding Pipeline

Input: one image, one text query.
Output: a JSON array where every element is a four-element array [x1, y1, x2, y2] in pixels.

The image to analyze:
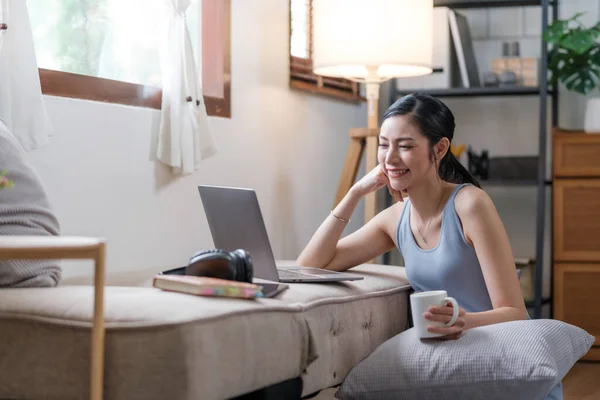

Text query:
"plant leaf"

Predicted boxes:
[[569, 12, 587, 21], [547, 48, 561, 87], [560, 28, 600, 54], [555, 46, 600, 94], [543, 20, 569, 45]]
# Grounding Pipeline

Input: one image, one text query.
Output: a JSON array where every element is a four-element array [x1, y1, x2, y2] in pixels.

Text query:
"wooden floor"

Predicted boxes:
[[563, 362, 600, 400]]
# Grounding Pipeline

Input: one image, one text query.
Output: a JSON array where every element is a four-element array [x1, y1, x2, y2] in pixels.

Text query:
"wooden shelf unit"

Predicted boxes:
[[395, 86, 542, 98], [553, 129, 600, 361]]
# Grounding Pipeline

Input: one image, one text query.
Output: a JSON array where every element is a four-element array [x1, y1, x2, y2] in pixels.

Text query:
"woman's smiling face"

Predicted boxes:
[[377, 114, 437, 192]]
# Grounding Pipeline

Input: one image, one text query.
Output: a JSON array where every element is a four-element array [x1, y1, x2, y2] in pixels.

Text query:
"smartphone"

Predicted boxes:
[[256, 281, 288, 298]]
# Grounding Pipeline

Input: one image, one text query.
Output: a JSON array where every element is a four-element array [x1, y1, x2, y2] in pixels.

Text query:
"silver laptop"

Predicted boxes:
[[198, 185, 364, 283]]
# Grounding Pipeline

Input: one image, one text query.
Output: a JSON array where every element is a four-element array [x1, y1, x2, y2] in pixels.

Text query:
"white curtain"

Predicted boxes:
[[154, 0, 217, 175], [0, 0, 53, 151]]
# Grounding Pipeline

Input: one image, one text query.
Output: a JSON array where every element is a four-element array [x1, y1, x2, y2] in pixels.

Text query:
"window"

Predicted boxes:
[[29, 0, 231, 118], [289, 0, 361, 102]]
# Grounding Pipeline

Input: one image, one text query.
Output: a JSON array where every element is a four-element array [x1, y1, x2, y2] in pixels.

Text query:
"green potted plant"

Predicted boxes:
[[543, 12, 600, 132]]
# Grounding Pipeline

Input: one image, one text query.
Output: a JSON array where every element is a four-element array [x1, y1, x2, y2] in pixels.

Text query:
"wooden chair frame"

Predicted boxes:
[[0, 236, 106, 400]]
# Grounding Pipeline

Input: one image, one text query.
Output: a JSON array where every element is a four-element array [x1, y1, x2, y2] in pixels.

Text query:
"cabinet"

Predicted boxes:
[[553, 131, 600, 361]]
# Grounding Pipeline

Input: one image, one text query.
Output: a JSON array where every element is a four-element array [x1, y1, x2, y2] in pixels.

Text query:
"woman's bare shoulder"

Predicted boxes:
[[375, 197, 406, 240], [454, 185, 495, 219]]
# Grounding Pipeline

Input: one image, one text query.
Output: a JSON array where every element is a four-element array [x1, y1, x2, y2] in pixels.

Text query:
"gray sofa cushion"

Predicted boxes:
[[336, 319, 595, 400], [0, 120, 61, 288]]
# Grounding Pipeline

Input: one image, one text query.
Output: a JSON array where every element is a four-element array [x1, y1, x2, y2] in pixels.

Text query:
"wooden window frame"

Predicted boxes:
[[39, 0, 231, 118], [289, 0, 363, 103]]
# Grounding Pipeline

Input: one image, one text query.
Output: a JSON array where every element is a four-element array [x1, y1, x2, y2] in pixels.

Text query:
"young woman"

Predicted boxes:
[[296, 93, 562, 399]]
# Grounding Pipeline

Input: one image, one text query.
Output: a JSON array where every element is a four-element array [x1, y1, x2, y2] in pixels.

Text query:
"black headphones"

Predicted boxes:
[[186, 249, 254, 283]]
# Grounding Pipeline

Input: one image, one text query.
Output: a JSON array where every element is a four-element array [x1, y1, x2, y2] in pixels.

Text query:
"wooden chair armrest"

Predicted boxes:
[[0, 236, 106, 400]]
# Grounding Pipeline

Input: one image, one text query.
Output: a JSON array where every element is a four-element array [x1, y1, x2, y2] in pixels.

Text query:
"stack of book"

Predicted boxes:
[[153, 275, 264, 299]]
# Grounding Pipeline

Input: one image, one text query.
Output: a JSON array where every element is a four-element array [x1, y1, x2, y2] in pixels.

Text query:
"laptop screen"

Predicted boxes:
[[198, 185, 281, 282]]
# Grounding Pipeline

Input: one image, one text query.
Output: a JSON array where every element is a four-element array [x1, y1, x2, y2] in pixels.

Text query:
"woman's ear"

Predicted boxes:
[[435, 138, 450, 161]]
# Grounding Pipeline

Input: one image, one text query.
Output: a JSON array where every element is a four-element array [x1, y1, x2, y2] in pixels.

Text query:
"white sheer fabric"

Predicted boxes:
[[0, 0, 53, 151], [154, 0, 217, 175]]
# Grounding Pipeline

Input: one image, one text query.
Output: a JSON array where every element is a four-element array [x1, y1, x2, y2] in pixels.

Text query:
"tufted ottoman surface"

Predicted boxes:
[[274, 262, 411, 397], [0, 262, 410, 399]]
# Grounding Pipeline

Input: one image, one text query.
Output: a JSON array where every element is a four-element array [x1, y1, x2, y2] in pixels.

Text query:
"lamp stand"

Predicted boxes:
[[334, 82, 381, 224]]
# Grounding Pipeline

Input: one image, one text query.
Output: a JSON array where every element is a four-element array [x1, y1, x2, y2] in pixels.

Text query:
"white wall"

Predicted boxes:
[[28, 0, 366, 277]]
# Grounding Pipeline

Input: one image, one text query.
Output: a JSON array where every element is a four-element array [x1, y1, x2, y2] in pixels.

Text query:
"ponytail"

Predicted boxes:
[[439, 151, 481, 188]]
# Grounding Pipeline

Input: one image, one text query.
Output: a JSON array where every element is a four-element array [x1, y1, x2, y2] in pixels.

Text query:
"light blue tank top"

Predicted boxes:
[[396, 183, 493, 313]]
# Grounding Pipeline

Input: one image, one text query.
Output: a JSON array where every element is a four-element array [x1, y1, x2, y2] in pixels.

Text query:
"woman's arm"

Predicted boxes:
[[459, 187, 528, 329], [296, 166, 400, 271], [296, 186, 361, 269]]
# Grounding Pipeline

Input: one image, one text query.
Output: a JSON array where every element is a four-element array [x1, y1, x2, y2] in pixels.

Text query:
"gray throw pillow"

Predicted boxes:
[[336, 319, 594, 400], [0, 120, 61, 288]]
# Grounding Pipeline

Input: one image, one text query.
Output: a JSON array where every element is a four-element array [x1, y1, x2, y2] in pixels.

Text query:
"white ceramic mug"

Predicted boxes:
[[410, 290, 459, 338]]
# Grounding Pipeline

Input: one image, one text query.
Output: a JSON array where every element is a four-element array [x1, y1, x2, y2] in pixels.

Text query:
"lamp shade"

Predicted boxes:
[[312, 0, 433, 81]]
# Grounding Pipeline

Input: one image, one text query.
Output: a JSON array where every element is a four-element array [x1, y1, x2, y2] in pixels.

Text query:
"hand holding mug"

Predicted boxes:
[[410, 290, 465, 340], [424, 301, 467, 340]]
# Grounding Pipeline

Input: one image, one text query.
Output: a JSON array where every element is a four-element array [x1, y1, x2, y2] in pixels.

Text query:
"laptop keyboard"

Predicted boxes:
[[277, 269, 310, 280], [277, 268, 336, 279]]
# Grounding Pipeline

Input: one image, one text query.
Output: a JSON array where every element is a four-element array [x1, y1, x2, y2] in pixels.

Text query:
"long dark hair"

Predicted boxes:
[[382, 93, 480, 188]]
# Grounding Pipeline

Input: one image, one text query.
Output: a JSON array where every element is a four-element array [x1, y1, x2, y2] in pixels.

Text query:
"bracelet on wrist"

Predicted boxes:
[[330, 211, 350, 224]]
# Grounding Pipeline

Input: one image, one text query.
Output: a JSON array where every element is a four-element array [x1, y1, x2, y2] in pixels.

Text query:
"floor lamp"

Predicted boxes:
[[312, 0, 434, 224]]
